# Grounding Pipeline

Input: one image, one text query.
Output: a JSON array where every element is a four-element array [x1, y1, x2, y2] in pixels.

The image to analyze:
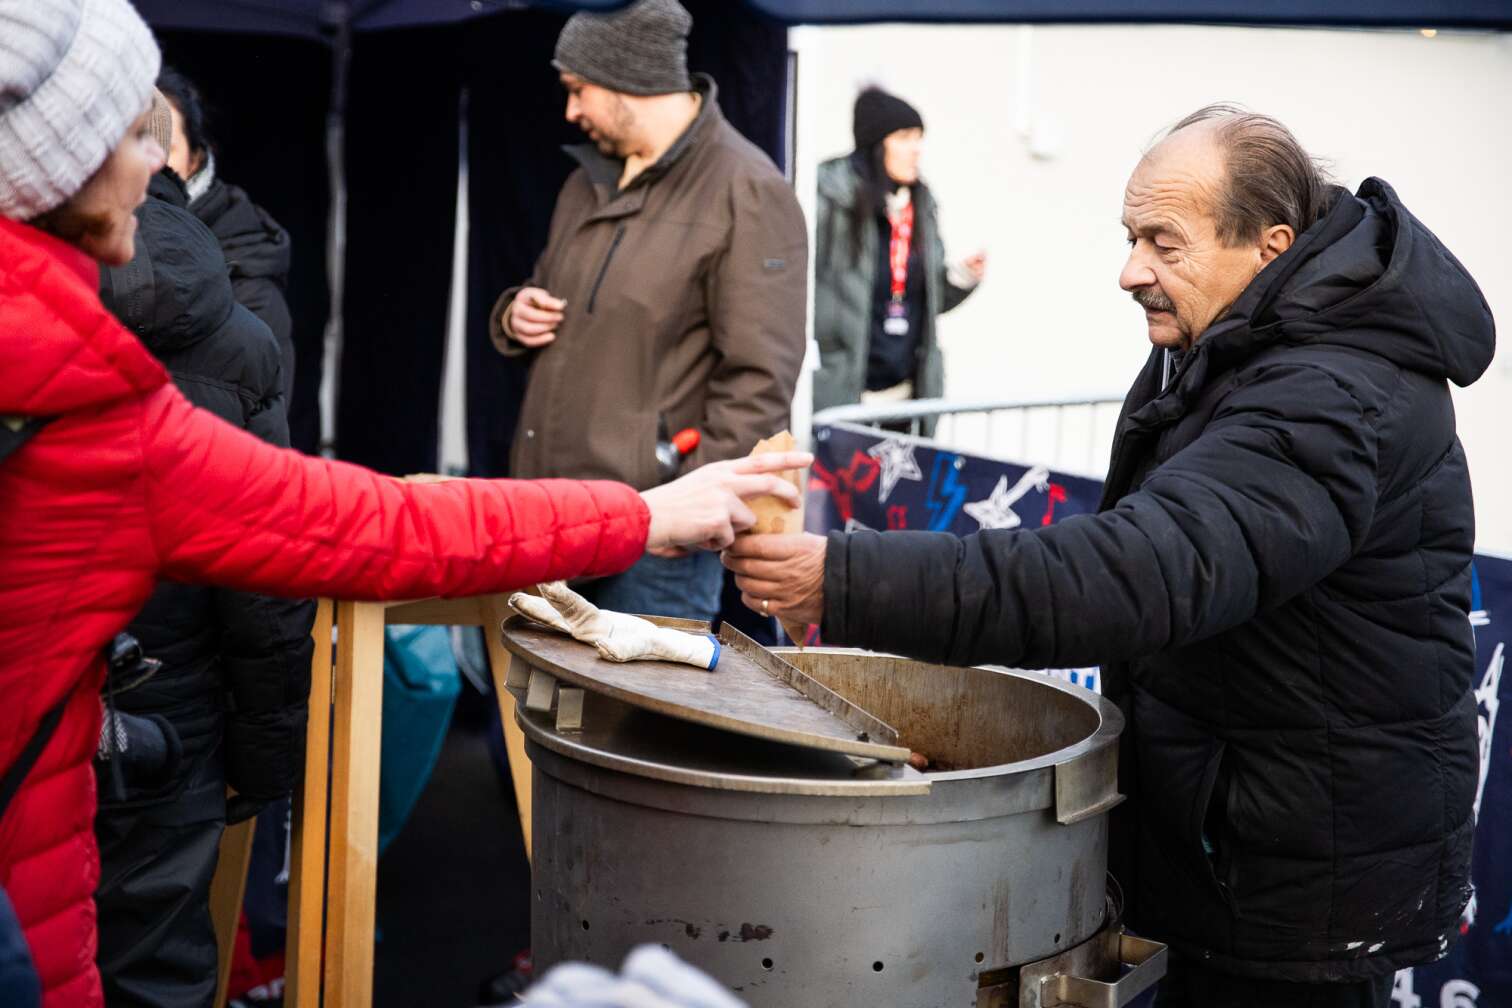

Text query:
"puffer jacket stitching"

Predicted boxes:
[[138, 424, 622, 566]]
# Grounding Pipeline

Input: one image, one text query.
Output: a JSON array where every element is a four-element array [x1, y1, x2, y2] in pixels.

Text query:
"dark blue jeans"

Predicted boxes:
[[0, 886, 40, 1008], [579, 551, 724, 623]]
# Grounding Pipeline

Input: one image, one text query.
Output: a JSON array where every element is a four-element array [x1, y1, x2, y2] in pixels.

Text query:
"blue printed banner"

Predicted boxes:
[[808, 420, 1512, 1007], [1399, 555, 1512, 1008], [807, 424, 1104, 536], [805, 422, 1107, 690]]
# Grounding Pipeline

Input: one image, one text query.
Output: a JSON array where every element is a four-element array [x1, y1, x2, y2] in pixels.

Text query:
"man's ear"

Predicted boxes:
[[1259, 223, 1295, 265]]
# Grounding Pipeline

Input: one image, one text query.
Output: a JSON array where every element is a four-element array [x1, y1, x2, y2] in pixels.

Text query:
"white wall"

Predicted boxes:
[[792, 23, 1512, 550]]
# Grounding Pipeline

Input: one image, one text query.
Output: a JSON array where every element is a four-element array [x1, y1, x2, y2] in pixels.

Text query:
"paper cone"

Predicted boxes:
[[744, 431, 808, 646]]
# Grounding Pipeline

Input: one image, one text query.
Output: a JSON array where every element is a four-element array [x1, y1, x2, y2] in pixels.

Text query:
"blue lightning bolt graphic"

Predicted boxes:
[[924, 454, 968, 531]]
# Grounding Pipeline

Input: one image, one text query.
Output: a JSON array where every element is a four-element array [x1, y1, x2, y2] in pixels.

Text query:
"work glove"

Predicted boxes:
[[95, 708, 183, 801], [521, 944, 746, 1008], [509, 582, 721, 670]]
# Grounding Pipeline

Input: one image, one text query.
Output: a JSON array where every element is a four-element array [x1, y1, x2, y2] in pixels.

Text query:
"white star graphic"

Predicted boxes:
[[844, 517, 873, 532], [963, 466, 1050, 530], [866, 438, 922, 502]]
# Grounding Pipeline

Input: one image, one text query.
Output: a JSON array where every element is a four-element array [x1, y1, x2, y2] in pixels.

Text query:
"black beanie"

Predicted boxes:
[[852, 87, 924, 152]]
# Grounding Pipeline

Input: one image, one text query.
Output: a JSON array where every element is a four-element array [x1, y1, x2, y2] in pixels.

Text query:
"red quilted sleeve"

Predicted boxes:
[[138, 386, 648, 599]]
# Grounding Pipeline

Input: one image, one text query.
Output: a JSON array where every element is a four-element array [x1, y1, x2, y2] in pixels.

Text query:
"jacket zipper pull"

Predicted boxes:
[[587, 223, 627, 315]]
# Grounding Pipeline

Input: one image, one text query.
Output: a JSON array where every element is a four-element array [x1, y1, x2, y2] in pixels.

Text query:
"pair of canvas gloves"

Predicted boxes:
[[509, 581, 721, 671]]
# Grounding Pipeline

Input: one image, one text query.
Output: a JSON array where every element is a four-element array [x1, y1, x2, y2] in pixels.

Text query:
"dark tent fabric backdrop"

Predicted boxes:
[[155, 3, 789, 476], [151, 30, 332, 454], [140, 0, 1509, 473]]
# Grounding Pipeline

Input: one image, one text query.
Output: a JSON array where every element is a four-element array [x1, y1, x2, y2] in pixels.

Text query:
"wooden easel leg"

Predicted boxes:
[[324, 600, 386, 1007], [210, 814, 256, 1007], [288, 598, 333, 1008], [481, 596, 533, 864]]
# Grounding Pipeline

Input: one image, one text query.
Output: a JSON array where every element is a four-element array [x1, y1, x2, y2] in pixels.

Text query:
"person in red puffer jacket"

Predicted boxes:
[[0, 3, 807, 1006]]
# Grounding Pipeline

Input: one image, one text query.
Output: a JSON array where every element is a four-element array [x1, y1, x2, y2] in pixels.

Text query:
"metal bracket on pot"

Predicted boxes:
[[1053, 739, 1123, 825], [506, 654, 532, 691], [521, 666, 588, 733], [556, 687, 585, 732], [525, 667, 557, 712], [1027, 932, 1167, 1008]]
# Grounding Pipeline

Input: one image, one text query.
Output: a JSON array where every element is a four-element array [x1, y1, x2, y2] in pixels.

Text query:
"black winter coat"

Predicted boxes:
[[100, 173, 315, 823], [812, 155, 975, 414], [823, 179, 1494, 981], [191, 175, 296, 402]]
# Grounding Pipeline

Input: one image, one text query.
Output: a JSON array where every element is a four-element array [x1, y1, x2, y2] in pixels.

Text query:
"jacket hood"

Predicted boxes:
[[99, 191, 237, 357], [817, 155, 858, 204], [0, 216, 168, 417], [194, 177, 292, 284], [1220, 177, 1495, 388], [149, 169, 191, 209]]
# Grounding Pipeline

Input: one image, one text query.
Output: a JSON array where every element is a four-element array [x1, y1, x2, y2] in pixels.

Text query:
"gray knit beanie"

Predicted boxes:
[[552, 0, 693, 97], [0, 0, 161, 220]]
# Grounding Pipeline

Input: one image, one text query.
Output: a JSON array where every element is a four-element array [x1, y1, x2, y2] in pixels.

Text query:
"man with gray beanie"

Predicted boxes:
[[491, 0, 809, 624]]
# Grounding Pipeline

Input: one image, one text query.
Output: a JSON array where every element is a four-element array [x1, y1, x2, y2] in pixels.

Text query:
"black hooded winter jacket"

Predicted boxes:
[[190, 176, 295, 402], [822, 179, 1494, 981], [99, 173, 315, 823]]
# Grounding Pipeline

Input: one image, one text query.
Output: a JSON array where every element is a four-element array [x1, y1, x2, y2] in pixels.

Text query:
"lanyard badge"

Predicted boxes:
[[884, 200, 915, 337]]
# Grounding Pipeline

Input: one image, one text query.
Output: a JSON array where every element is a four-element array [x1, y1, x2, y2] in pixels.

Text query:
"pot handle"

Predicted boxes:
[[1039, 933, 1167, 1008], [1054, 739, 1124, 825]]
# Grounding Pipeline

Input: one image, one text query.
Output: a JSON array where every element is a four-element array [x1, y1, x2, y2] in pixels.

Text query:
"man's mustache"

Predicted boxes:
[[1132, 287, 1175, 313]]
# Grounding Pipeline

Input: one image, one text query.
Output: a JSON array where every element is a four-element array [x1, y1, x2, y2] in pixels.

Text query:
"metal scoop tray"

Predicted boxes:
[[500, 614, 911, 763]]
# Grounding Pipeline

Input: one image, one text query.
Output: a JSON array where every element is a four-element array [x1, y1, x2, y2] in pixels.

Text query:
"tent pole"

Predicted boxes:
[[318, 3, 353, 457], [787, 27, 820, 453]]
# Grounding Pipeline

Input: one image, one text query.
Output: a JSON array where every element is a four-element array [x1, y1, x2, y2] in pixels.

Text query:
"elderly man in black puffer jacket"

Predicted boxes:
[[93, 158, 315, 1007], [726, 105, 1494, 1008]]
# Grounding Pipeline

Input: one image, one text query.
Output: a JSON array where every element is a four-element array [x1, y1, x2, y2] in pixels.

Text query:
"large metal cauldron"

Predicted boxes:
[[509, 644, 1157, 1007]]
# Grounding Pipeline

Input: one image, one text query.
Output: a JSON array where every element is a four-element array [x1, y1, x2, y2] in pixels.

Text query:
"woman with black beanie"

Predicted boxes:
[[813, 87, 986, 429]]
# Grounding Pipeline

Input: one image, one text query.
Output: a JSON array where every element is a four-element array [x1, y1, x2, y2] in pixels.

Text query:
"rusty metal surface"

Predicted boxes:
[[773, 648, 1113, 776], [720, 624, 899, 746], [501, 617, 910, 763]]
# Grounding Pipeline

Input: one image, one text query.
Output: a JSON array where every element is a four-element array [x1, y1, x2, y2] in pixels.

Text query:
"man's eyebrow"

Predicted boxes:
[[1121, 217, 1187, 242]]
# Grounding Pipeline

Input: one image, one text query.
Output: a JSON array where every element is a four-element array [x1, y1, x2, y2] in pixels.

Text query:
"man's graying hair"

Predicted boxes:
[[1167, 103, 1334, 246]]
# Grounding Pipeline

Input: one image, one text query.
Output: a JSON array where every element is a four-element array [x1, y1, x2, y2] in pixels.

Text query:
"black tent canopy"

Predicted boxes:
[[134, 0, 1512, 36]]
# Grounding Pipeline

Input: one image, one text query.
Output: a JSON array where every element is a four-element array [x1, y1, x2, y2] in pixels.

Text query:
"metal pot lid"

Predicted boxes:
[[500, 614, 912, 764]]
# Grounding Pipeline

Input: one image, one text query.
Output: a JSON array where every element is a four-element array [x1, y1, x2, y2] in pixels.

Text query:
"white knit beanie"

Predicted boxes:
[[0, 0, 160, 220]]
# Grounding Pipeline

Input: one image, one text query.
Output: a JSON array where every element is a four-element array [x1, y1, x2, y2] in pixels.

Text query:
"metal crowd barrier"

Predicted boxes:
[[813, 395, 1125, 478]]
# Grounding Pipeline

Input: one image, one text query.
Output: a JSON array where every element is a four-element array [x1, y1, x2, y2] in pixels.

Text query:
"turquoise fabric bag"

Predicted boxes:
[[378, 625, 461, 853]]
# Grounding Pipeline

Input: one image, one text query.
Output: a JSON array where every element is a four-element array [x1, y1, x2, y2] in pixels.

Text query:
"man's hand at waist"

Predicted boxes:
[[506, 286, 566, 348]]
